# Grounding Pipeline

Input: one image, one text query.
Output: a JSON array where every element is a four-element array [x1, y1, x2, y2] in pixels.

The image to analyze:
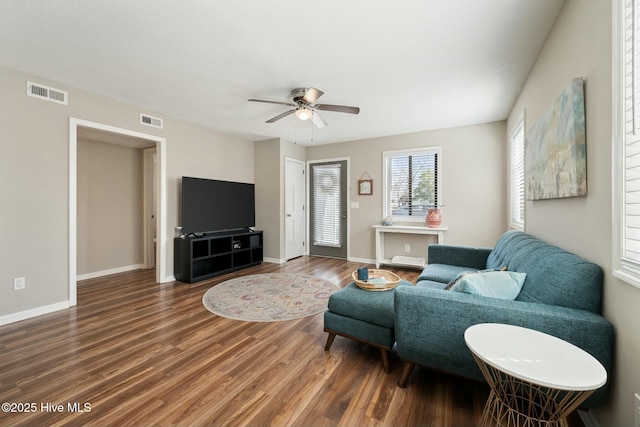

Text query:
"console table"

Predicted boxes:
[[464, 323, 607, 427], [372, 224, 448, 269]]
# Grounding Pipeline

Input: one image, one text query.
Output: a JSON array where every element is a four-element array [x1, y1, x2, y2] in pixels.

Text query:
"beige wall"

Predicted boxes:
[[77, 139, 144, 275], [255, 138, 281, 260], [0, 64, 254, 317], [254, 138, 306, 261], [506, 1, 636, 425], [306, 122, 507, 261]]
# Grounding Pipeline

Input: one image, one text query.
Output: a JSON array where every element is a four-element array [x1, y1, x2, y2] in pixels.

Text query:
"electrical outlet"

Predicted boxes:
[[635, 393, 640, 427], [404, 244, 411, 252], [13, 277, 25, 290]]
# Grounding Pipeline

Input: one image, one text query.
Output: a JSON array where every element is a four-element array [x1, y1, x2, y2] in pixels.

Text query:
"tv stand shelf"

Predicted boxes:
[[174, 229, 263, 283]]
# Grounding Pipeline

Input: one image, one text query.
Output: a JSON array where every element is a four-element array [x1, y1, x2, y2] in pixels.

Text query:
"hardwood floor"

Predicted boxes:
[[0, 257, 583, 427]]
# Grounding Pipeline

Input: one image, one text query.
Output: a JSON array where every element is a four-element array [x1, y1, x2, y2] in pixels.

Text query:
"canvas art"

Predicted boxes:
[[526, 77, 586, 200]]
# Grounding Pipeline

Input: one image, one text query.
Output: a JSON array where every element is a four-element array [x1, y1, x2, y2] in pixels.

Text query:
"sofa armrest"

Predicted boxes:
[[394, 286, 613, 409], [427, 244, 492, 269]]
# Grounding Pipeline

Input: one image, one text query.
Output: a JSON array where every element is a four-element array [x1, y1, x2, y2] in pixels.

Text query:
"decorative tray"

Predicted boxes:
[[352, 269, 402, 291]]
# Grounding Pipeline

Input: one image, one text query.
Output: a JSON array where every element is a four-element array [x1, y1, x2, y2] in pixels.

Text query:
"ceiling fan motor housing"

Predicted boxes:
[[291, 87, 311, 103]]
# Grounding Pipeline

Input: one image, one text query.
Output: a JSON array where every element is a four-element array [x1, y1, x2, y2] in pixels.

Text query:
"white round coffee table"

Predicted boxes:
[[464, 323, 607, 427]]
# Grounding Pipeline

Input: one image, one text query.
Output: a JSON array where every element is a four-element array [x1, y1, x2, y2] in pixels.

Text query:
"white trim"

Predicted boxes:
[[612, 0, 624, 283], [382, 146, 442, 222], [348, 256, 375, 265], [143, 147, 157, 269], [263, 257, 287, 264], [69, 122, 77, 305], [76, 264, 145, 281], [612, 0, 640, 290], [509, 111, 526, 231], [70, 118, 170, 308], [0, 301, 70, 326]]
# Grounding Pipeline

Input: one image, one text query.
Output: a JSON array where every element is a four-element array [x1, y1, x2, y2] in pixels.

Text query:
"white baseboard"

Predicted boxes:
[[0, 301, 70, 326], [263, 257, 286, 264], [77, 264, 145, 281], [348, 257, 375, 265]]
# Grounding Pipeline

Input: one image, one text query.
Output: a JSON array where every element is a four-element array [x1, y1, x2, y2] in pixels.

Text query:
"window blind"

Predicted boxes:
[[622, 0, 640, 268], [510, 116, 525, 230], [312, 163, 342, 248], [384, 148, 439, 219]]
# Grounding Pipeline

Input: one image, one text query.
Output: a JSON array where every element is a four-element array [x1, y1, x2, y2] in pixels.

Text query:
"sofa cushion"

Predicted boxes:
[[417, 264, 479, 284], [327, 281, 412, 329], [415, 280, 449, 290], [444, 267, 507, 290], [449, 270, 526, 300], [486, 231, 603, 313]]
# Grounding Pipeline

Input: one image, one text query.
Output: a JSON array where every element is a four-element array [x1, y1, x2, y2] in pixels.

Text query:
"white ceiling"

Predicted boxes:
[[0, 1, 564, 146]]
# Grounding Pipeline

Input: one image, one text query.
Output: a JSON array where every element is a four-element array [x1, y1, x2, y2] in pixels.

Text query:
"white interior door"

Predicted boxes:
[[285, 158, 306, 260]]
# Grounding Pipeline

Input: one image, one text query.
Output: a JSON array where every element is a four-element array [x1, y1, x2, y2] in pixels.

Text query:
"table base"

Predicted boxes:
[[472, 354, 595, 427]]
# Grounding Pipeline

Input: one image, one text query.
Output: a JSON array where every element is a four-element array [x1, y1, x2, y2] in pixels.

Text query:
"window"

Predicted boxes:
[[383, 147, 441, 221], [613, 0, 640, 288], [312, 163, 342, 247], [509, 114, 525, 231]]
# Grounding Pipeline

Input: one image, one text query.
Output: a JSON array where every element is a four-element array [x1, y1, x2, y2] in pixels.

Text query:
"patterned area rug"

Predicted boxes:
[[202, 273, 339, 322]]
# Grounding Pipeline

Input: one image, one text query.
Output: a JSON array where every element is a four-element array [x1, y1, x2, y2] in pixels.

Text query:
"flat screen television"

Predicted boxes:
[[181, 176, 255, 234]]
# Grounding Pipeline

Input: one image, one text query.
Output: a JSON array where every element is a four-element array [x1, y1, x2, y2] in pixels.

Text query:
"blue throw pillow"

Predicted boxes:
[[449, 270, 526, 300]]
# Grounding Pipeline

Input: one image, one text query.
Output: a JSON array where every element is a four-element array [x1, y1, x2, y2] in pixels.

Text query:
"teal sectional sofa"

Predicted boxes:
[[394, 230, 614, 408]]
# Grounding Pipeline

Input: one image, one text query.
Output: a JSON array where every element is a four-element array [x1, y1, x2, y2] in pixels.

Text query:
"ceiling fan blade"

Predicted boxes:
[[302, 87, 324, 104], [311, 111, 328, 128], [248, 98, 295, 107], [265, 109, 295, 123], [316, 104, 360, 114]]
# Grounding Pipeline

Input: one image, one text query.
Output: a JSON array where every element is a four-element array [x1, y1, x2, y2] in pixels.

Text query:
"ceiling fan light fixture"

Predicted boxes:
[[295, 107, 313, 121]]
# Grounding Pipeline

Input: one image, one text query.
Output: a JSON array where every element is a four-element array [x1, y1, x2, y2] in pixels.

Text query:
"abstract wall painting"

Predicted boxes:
[[525, 77, 586, 201]]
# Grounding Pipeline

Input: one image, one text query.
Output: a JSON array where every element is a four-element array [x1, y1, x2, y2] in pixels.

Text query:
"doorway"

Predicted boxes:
[[69, 118, 168, 306], [143, 147, 157, 269], [308, 159, 348, 259], [284, 157, 306, 260]]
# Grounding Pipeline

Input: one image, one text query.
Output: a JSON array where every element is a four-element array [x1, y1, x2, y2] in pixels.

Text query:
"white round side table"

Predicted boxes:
[[464, 323, 607, 427]]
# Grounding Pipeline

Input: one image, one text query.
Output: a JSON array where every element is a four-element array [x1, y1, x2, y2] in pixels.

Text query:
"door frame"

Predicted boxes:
[[143, 147, 157, 269], [284, 157, 306, 260], [69, 118, 169, 306], [306, 157, 350, 260]]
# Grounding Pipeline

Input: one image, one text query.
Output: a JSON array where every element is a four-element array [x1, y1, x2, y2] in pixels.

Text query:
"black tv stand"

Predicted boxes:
[[174, 229, 263, 283]]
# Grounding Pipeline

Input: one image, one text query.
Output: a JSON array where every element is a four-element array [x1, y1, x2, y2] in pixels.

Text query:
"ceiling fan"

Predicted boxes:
[[248, 87, 360, 128]]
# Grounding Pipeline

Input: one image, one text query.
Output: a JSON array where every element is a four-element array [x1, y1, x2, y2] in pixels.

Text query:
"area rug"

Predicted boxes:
[[202, 273, 339, 322]]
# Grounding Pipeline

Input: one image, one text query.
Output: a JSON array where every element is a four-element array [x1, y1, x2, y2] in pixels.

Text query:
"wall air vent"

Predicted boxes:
[[26, 81, 68, 105], [140, 113, 163, 129]]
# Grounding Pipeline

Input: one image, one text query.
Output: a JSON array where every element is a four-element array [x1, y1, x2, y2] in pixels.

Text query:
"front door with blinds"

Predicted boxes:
[[309, 160, 347, 259]]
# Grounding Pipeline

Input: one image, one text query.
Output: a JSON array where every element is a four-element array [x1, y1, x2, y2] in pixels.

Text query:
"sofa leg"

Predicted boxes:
[[380, 348, 390, 374], [398, 362, 415, 388], [324, 332, 336, 351]]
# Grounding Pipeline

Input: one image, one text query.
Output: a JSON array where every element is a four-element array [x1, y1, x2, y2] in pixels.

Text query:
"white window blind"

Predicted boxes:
[[383, 147, 440, 220], [510, 115, 525, 230], [312, 164, 342, 248], [614, 0, 640, 288], [624, 0, 640, 264]]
